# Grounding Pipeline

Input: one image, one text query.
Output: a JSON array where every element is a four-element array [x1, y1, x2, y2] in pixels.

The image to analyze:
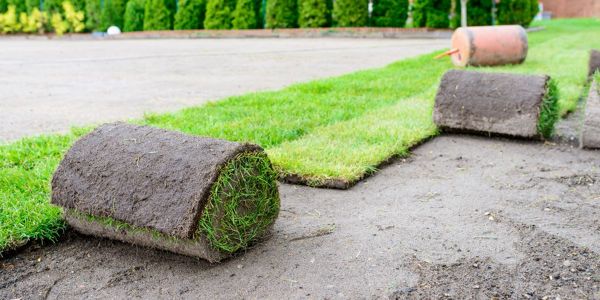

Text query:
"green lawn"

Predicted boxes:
[[1, 18, 599, 253]]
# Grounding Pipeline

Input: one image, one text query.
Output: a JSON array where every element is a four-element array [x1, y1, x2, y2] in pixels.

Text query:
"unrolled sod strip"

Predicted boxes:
[[581, 79, 600, 149], [51, 123, 280, 262], [433, 70, 559, 139]]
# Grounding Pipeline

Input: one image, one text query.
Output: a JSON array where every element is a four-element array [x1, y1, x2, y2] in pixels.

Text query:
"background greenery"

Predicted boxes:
[[266, 0, 297, 28], [0, 0, 542, 33]]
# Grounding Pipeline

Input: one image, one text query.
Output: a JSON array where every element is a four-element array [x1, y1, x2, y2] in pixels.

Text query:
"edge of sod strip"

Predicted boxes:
[[537, 78, 560, 139], [64, 152, 279, 262]]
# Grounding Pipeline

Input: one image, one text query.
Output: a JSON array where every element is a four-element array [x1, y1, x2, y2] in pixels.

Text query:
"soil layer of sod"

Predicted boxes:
[[51, 123, 279, 261], [1, 19, 600, 254]]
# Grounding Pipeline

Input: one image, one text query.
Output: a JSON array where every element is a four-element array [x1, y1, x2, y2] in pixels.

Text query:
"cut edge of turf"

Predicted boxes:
[[278, 134, 437, 189], [198, 151, 280, 253], [537, 78, 560, 139]]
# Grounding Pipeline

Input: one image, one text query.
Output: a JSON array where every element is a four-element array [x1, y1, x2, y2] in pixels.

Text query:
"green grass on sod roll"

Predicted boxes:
[[538, 79, 560, 139], [199, 152, 280, 253], [1, 19, 599, 253]]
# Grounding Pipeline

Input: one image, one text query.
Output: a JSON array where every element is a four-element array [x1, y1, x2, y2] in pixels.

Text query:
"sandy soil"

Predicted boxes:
[[2, 120, 599, 298], [0, 38, 447, 143]]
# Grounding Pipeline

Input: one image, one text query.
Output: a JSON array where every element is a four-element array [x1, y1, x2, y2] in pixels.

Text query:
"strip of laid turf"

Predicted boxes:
[[264, 19, 600, 185], [269, 88, 439, 187], [1, 19, 599, 253]]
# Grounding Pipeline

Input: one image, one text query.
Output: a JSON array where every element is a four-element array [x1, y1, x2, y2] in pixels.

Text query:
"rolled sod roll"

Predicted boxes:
[[450, 25, 528, 67], [51, 123, 280, 262], [433, 70, 559, 139], [590, 50, 600, 78], [582, 80, 600, 149]]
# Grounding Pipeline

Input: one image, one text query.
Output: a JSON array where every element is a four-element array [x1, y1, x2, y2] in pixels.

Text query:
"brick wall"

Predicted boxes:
[[541, 0, 600, 18]]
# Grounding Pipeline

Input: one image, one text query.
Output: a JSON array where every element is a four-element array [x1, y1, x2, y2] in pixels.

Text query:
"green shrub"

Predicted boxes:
[[498, 0, 535, 27], [298, 0, 330, 28], [6, 0, 27, 13], [204, 0, 234, 29], [265, 0, 297, 28], [254, 0, 264, 28], [50, 1, 85, 35], [174, 0, 205, 29], [43, 0, 63, 13], [144, 0, 172, 30], [371, 0, 408, 27], [332, 0, 367, 27], [25, 0, 39, 13], [0, 0, 7, 13], [412, 0, 450, 28], [72, 0, 86, 10], [101, 0, 127, 30], [84, 0, 101, 30], [124, 0, 145, 31], [20, 7, 48, 33], [232, 0, 257, 29], [450, 0, 492, 28], [43, 0, 86, 14], [0, 5, 22, 32]]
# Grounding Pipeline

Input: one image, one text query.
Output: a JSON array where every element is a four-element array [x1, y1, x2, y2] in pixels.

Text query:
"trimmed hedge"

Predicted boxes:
[[101, 0, 127, 29], [298, 0, 330, 28], [333, 0, 367, 27], [174, 0, 206, 29], [204, 0, 235, 29], [450, 0, 492, 28], [412, 0, 450, 28], [43, 0, 63, 13], [85, 0, 102, 30], [124, 0, 145, 31], [254, 0, 264, 28], [39, 0, 84, 14], [372, 0, 408, 27], [7, 0, 27, 13], [498, 0, 537, 27], [266, 0, 297, 28], [232, 0, 257, 29], [144, 0, 172, 30], [25, 0, 40, 13]]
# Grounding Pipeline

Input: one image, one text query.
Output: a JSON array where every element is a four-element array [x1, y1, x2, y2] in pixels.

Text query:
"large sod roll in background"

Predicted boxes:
[[590, 50, 600, 78], [51, 123, 280, 262], [433, 70, 559, 139], [582, 79, 600, 149]]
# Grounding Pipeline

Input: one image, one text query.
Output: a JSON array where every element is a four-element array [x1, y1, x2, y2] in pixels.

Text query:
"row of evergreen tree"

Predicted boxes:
[[0, 0, 539, 32], [0, 0, 408, 31]]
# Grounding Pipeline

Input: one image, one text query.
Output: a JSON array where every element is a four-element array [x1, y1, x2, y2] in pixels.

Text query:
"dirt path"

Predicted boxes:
[[0, 38, 446, 143], [2, 125, 599, 298]]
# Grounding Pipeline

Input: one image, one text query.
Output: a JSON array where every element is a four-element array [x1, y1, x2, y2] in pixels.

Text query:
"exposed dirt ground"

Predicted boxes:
[[0, 38, 446, 142], [2, 116, 599, 299]]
